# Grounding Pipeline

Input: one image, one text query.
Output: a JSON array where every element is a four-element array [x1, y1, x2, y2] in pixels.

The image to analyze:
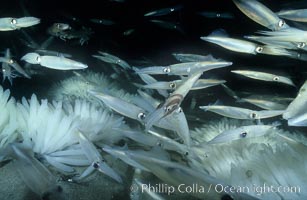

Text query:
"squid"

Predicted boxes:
[[89, 90, 147, 121], [2, 62, 17, 85], [35, 49, 72, 57], [231, 70, 295, 86], [199, 105, 285, 120], [245, 35, 307, 51], [135, 60, 232, 76], [283, 81, 307, 120], [161, 107, 191, 147], [233, 0, 288, 31], [144, 71, 202, 131], [0, 17, 40, 31], [258, 27, 307, 43], [74, 131, 122, 183], [1, 143, 64, 199], [287, 112, 307, 127], [102, 145, 149, 171], [201, 29, 263, 54], [137, 73, 169, 97], [0, 49, 31, 81], [144, 5, 183, 17], [277, 9, 307, 23], [141, 78, 225, 90], [21, 52, 88, 70], [201, 29, 292, 56], [238, 97, 288, 110], [208, 125, 276, 144], [93, 51, 131, 69], [172, 53, 218, 62]]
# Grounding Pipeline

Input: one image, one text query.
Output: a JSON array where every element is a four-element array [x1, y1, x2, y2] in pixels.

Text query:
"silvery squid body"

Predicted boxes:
[[21, 52, 88, 70], [0, 17, 40, 31]]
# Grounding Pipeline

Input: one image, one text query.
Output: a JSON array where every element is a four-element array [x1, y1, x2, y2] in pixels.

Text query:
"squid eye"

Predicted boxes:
[[255, 46, 263, 53], [298, 42, 305, 48], [216, 13, 221, 17], [11, 18, 17, 25], [184, 151, 189, 156], [240, 132, 247, 138], [157, 141, 163, 147], [165, 106, 171, 112], [137, 112, 146, 120], [92, 162, 99, 169], [169, 82, 176, 89], [36, 56, 41, 62], [163, 67, 170, 73], [273, 76, 279, 81], [250, 112, 257, 119], [176, 107, 182, 113], [278, 20, 285, 28]]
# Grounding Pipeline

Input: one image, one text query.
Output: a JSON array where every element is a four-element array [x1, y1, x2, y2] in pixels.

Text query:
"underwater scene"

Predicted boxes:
[[0, 0, 307, 199]]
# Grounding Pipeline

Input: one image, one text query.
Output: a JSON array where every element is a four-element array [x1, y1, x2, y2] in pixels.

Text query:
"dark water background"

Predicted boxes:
[[0, 1, 306, 199], [0, 0, 306, 128]]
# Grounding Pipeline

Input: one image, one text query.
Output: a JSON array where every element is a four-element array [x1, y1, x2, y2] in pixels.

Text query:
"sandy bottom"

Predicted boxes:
[[0, 157, 200, 200]]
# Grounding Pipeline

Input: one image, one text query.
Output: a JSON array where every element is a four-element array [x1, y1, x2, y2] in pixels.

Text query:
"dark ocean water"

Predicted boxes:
[[1, 0, 305, 100], [0, 1, 307, 199]]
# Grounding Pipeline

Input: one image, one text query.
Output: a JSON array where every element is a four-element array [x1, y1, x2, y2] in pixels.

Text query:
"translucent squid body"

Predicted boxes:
[[258, 27, 307, 44], [90, 91, 192, 147], [116, 128, 190, 156], [93, 51, 131, 70], [199, 105, 285, 120], [0, 49, 31, 81], [141, 78, 225, 91], [144, 71, 202, 131], [288, 113, 307, 127], [238, 97, 288, 110], [277, 9, 307, 22], [89, 90, 147, 121], [162, 107, 191, 147], [137, 73, 169, 97], [201, 29, 291, 56], [102, 145, 149, 171], [144, 4, 183, 17], [21, 52, 88, 70], [283, 81, 307, 120], [135, 60, 232, 76], [244, 35, 307, 54], [0, 17, 40, 31], [1, 143, 64, 199], [172, 53, 219, 62], [2, 62, 16, 85], [232, 0, 288, 31], [207, 125, 275, 144], [75, 131, 122, 183], [231, 70, 295, 86]]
